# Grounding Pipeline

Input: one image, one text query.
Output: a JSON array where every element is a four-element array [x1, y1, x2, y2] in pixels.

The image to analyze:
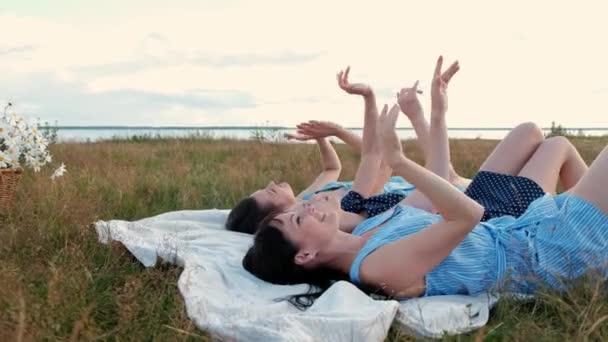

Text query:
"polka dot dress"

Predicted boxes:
[[464, 171, 545, 221], [341, 191, 406, 217]]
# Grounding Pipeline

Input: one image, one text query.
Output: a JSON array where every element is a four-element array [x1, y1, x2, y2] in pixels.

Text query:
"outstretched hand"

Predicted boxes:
[[431, 56, 460, 115], [284, 132, 314, 141], [337, 66, 373, 97], [377, 103, 405, 166], [295, 120, 342, 139]]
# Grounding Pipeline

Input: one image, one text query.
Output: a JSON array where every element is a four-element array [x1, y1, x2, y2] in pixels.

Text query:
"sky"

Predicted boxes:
[[1, 0, 607, 128]]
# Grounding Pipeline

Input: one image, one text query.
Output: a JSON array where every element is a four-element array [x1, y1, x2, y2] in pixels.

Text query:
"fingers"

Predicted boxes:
[[412, 80, 420, 92], [433, 55, 444, 78], [441, 61, 460, 84], [388, 103, 400, 117], [380, 103, 389, 117], [337, 66, 351, 90], [388, 104, 400, 126], [344, 66, 350, 83]]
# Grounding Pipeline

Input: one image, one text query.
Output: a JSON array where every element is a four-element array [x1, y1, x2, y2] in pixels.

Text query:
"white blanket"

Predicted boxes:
[[94, 209, 499, 341]]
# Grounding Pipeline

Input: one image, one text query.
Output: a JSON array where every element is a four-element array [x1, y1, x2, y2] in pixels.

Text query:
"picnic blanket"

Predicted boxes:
[[94, 209, 499, 341]]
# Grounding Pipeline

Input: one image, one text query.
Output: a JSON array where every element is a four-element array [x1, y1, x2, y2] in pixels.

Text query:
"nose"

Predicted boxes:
[[307, 205, 316, 215]]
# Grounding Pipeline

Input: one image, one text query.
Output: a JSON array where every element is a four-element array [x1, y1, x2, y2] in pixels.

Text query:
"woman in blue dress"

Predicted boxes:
[[243, 56, 603, 306]]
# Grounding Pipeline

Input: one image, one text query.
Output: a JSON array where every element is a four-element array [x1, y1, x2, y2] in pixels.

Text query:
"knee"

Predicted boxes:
[[543, 136, 573, 151], [515, 121, 544, 145]]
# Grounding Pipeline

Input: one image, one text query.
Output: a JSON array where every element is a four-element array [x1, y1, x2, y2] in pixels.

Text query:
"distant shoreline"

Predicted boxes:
[[52, 126, 608, 131]]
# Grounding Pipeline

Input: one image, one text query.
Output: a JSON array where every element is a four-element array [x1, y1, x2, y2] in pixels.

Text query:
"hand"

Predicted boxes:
[[284, 132, 314, 141], [337, 66, 373, 97], [295, 120, 342, 139], [397, 80, 424, 119], [377, 103, 405, 166], [431, 56, 460, 116]]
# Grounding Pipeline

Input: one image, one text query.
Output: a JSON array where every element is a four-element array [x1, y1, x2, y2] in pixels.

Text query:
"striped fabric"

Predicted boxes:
[[533, 194, 608, 290], [300, 176, 416, 201], [349, 194, 608, 297]]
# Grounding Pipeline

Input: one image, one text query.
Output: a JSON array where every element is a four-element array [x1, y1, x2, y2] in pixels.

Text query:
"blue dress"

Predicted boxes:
[[349, 194, 608, 296], [300, 176, 416, 201]]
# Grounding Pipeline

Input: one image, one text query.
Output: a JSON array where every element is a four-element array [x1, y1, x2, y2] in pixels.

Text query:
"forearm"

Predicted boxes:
[[370, 160, 393, 195], [316, 138, 341, 171], [390, 156, 482, 222], [334, 128, 362, 155], [407, 112, 432, 163], [361, 92, 380, 155], [351, 92, 383, 197], [426, 110, 450, 180]]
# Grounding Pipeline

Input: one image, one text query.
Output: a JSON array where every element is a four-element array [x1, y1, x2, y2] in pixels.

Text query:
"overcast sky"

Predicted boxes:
[[2, 0, 607, 128]]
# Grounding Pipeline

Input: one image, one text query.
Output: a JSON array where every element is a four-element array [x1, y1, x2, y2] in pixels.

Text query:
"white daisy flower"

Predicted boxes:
[[50, 163, 67, 180]]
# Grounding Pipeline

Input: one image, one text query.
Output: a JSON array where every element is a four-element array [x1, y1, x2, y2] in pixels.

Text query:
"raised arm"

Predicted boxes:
[[399, 57, 460, 212], [295, 137, 342, 199], [334, 66, 383, 198], [362, 103, 484, 297], [397, 80, 431, 160], [398, 61, 462, 182], [296, 119, 391, 195]]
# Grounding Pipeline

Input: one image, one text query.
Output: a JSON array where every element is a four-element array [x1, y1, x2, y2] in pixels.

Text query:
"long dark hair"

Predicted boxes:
[[225, 197, 273, 234], [242, 212, 349, 309]]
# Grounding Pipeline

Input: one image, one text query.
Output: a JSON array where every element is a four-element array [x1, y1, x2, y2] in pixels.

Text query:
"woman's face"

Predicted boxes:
[[272, 202, 340, 265], [251, 181, 296, 211]]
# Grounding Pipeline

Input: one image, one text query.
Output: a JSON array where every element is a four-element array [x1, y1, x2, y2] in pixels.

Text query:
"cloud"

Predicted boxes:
[[0, 45, 36, 56], [74, 51, 323, 77], [1, 73, 256, 125]]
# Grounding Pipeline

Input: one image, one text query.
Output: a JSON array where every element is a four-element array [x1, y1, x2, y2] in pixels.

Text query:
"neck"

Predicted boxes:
[[338, 210, 365, 233], [315, 231, 367, 275]]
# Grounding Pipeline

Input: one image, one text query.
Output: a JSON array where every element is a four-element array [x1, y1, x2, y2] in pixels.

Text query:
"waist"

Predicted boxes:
[[492, 225, 540, 293]]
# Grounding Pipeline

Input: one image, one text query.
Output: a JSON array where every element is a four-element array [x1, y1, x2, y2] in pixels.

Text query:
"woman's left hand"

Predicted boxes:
[[377, 103, 405, 166], [337, 66, 373, 97], [295, 120, 342, 138]]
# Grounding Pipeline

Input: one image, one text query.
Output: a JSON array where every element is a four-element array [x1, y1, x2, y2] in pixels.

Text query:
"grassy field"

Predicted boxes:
[[1, 136, 607, 341]]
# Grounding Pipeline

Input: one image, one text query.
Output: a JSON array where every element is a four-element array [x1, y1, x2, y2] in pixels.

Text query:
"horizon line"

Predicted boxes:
[[49, 126, 608, 131]]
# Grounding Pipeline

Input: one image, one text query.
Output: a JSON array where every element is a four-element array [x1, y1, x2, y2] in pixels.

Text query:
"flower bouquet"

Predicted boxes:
[[1, 103, 65, 214]]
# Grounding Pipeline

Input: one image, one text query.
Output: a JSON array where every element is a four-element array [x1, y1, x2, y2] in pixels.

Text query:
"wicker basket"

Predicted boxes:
[[0, 168, 22, 214]]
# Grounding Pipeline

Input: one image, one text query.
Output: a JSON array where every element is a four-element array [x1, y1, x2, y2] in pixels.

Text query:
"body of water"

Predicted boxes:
[[55, 127, 608, 142]]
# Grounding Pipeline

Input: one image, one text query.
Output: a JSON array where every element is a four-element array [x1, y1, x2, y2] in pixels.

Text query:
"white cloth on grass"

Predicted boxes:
[[94, 209, 500, 341]]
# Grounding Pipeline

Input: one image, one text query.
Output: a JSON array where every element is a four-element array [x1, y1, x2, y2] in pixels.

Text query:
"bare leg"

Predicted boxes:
[[478, 122, 544, 175], [518, 136, 588, 193], [568, 145, 608, 215]]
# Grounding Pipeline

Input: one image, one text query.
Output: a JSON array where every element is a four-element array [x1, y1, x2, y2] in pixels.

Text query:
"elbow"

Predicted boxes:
[[326, 163, 342, 173], [463, 202, 484, 226]]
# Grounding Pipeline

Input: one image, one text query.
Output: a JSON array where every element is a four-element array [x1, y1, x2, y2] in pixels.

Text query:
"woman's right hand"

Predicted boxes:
[[431, 56, 460, 116], [337, 66, 373, 97], [377, 103, 405, 167]]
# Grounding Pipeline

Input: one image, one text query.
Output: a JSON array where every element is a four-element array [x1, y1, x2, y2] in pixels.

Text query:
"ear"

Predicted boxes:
[[294, 249, 318, 266]]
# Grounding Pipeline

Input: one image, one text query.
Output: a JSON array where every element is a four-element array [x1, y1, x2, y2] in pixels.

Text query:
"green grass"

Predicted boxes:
[[1, 137, 607, 341]]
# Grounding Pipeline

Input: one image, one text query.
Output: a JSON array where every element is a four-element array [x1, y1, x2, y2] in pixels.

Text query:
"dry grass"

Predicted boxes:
[[0, 136, 607, 341]]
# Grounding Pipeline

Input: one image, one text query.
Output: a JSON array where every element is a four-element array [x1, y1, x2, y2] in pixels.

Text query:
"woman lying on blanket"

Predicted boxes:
[[226, 64, 473, 234], [237, 60, 576, 233], [243, 56, 603, 309]]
